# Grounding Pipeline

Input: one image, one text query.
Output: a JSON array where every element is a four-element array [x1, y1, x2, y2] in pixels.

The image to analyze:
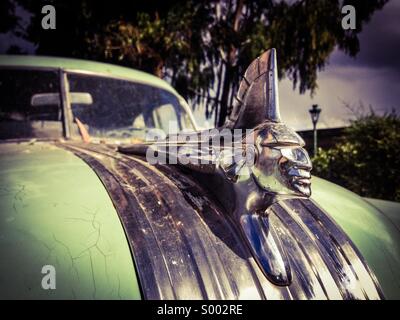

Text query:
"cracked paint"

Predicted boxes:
[[0, 142, 141, 299]]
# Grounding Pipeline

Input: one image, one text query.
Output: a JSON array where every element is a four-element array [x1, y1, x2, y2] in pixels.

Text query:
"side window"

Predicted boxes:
[[0, 69, 62, 140]]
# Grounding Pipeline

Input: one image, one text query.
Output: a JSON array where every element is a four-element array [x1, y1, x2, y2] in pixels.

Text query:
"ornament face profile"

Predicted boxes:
[[224, 48, 312, 202], [252, 122, 312, 198]]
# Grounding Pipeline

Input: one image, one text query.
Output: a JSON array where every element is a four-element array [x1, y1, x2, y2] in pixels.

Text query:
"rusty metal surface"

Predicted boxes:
[[59, 142, 383, 300]]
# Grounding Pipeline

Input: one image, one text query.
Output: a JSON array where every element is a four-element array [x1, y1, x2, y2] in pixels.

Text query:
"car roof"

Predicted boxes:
[[0, 54, 177, 95]]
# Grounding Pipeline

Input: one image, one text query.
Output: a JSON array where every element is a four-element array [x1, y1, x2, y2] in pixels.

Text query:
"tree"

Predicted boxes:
[[312, 111, 400, 201], [3, 0, 389, 125]]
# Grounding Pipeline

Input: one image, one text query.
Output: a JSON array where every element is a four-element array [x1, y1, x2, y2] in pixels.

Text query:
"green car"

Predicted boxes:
[[0, 50, 399, 300]]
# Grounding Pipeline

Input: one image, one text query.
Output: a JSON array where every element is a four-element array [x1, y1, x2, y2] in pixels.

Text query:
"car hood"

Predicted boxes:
[[59, 141, 387, 299], [0, 141, 140, 299], [1, 140, 398, 299]]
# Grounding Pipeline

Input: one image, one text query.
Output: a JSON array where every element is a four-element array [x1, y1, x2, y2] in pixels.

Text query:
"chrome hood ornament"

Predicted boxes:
[[222, 48, 312, 202], [119, 48, 313, 286]]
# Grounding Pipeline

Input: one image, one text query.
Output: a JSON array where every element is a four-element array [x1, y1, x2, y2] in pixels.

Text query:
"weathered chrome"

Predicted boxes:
[[63, 142, 383, 299]]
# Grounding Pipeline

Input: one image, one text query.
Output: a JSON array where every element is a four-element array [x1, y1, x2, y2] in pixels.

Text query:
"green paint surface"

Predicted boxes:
[[364, 197, 400, 232], [0, 142, 141, 299], [311, 177, 400, 299]]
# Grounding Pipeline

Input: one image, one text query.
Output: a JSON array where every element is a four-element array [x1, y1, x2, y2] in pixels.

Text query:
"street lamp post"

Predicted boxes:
[[309, 104, 321, 157]]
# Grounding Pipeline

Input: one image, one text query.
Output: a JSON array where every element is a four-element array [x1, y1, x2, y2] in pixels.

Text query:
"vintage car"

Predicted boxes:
[[0, 50, 399, 300]]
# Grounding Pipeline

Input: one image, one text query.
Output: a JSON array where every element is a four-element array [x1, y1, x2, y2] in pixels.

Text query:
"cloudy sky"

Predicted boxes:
[[280, 0, 400, 130]]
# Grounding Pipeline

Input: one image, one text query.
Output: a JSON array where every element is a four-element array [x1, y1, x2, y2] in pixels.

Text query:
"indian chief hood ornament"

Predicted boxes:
[[119, 48, 313, 286], [223, 48, 312, 202]]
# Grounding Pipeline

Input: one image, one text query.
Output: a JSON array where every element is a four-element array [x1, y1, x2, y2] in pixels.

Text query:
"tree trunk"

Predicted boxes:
[[217, 0, 244, 127], [217, 63, 233, 127]]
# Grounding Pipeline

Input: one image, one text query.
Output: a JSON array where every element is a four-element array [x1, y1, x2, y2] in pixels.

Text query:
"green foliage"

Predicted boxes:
[[3, 0, 389, 125], [313, 112, 400, 201]]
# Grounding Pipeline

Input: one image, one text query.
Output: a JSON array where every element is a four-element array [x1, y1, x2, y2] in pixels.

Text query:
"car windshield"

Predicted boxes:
[[68, 73, 195, 143], [0, 68, 195, 142]]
